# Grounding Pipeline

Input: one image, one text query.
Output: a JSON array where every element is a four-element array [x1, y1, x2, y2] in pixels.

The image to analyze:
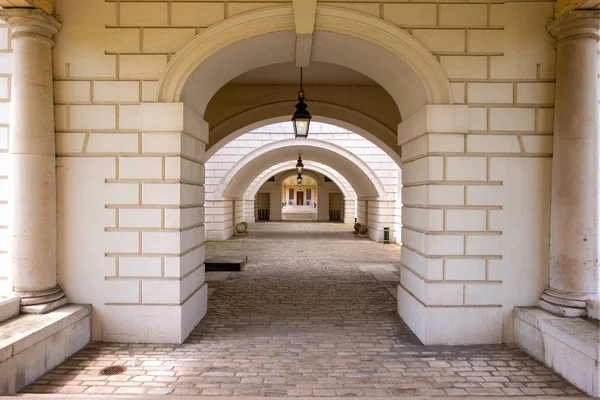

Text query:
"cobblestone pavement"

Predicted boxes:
[[23, 222, 584, 397]]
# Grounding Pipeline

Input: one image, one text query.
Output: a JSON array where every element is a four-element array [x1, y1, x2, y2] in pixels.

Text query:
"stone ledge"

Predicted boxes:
[[0, 295, 20, 324], [0, 304, 91, 394], [514, 306, 599, 397]]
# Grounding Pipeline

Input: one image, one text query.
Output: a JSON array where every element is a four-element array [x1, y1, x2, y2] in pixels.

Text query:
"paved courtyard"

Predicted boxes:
[[22, 223, 583, 397]]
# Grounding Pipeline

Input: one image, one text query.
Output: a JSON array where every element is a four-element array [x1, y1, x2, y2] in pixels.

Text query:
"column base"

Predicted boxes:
[[539, 288, 588, 317], [21, 297, 67, 314], [16, 286, 67, 314], [588, 299, 600, 320]]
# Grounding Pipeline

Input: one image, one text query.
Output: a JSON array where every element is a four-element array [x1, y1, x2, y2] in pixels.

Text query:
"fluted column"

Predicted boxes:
[[0, 9, 65, 313], [540, 11, 600, 317]]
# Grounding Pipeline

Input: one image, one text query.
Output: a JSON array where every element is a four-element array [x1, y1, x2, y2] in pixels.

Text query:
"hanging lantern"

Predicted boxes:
[[292, 68, 311, 138], [296, 154, 304, 175], [297, 174, 303, 191]]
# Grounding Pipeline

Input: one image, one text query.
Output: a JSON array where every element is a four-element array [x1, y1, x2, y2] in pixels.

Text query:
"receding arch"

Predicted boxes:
[[206, 106, 402, 165], [157, 6, 453, 119], [276, 169, 322, 186], [245, 161, 355, 200], [215, 138, 387, 200]]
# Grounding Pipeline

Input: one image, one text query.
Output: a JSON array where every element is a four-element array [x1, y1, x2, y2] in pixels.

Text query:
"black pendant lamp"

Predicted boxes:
[[292, 67, 311, 138], [296, 154, 304, 175], [296, 154, 304, 190]]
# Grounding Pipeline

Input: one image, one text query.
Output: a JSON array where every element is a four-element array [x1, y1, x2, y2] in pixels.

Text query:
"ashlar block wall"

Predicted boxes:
[[55, 102, 208, 343], [397, 2, 556, 344]]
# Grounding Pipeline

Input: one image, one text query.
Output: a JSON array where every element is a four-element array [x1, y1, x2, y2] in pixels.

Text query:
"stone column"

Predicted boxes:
[[540, 11, 600, 317], [0, 9, 65, 313]]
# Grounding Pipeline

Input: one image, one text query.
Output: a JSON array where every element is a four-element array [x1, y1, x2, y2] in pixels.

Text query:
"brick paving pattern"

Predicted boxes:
[[23, 222, 585, 396]]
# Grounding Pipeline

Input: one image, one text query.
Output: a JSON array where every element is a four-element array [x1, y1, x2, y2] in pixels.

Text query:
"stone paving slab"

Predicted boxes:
[[1, 396, 591, 400], [20, 223, 586, 397]]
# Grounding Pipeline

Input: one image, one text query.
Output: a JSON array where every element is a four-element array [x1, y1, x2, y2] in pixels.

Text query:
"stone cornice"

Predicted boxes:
[[0, 0, 53, 15], [554, 0, 599, 18], [0, 8, 60, 40], [547, 10, 600, 42]]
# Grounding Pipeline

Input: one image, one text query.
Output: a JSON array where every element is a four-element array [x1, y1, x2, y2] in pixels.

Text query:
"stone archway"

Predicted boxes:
[[156, 6, 453, 114], [205, 136, 394, 241], [153, 5, 458, 345], [250, 163, 353, 201], [207, 112, 402, 166], [214, 138, 386, 200]]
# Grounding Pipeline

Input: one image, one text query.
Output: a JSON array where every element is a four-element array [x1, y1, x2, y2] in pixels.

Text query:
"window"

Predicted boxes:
[[289, 188, 294, 200], [306, 189, 312, 200]]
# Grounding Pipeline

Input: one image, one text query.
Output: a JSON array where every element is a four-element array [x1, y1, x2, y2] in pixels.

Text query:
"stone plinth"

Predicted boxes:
[[0, 305, 91, 394], [514, 307, 600, 397]]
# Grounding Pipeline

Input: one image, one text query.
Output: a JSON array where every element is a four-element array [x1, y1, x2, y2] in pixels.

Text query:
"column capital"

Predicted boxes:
[[0, 8, 60, 41], [547, 10, 600, 42]]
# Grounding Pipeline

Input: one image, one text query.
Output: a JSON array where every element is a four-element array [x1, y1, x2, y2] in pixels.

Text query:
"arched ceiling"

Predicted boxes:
[[177, 26, 442, 119], [280, 173, 318, 187], [206, 114, 402, 165], [245, 160, 354, 200], [159, 6, 454, 172], [217, 138, 386, 199], [204, 78, 401, 156]]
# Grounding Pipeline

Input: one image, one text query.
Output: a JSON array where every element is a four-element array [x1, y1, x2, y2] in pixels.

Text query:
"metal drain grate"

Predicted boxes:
[[100, 365, 126, 376]]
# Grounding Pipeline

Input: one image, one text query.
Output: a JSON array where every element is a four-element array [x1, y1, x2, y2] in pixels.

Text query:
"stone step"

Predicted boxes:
[[205, 258, 246, 271]]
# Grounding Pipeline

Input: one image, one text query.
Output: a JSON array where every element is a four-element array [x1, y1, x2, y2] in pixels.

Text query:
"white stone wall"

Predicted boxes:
[[206, 200, 233, 241], [54, 103, 208, 343], [383, 2, 557, 345], [399, 103, 553, 344], [394, 169, 403, 244], [268, 185, 282, 221], [318, 181, 344, 222], [243, 199, 255, 223], [0, 22, 10, 293]]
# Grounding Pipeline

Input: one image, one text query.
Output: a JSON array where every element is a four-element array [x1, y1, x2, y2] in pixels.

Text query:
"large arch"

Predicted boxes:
[[215, 138, 387, 200], [206, 110, 402, 165], [157, 6, 453, 119], [245, 161, 355, 200]]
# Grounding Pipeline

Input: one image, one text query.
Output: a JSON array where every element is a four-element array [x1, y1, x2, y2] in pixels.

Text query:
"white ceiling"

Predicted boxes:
[[282, 174, 318, 186], [230, 62, 377, 86]]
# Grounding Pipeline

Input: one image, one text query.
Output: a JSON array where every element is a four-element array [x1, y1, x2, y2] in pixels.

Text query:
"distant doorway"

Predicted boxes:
[[297, 192, 304, 206]]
